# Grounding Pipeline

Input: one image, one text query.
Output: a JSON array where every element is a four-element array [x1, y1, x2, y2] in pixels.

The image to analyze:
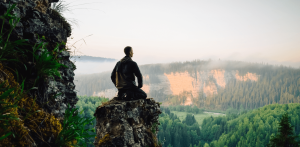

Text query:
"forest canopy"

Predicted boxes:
[[158, 103, 300, 147]]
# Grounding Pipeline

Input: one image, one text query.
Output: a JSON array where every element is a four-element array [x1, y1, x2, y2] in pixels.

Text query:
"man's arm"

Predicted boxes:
[[133, 62, 143, 88], [111, 62, 118, 86]]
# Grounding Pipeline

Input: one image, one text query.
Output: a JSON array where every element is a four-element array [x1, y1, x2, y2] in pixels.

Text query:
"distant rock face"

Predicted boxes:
[[87, 70, 259, 105], [93, 98, 162, 147]]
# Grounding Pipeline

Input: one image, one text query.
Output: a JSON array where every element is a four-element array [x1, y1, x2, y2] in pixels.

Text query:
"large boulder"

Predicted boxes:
[[93, 97, 162, 147]]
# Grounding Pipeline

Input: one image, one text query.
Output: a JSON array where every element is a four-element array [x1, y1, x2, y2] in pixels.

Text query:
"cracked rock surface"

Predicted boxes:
[[94, 98, 162, 147]]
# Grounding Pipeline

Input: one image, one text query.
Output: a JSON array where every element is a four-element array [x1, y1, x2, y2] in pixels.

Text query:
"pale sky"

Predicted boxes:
[[64, 0, 300, 71]]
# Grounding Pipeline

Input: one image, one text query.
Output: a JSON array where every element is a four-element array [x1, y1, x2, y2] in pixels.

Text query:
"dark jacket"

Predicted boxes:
[[111, 56, 143, 90]]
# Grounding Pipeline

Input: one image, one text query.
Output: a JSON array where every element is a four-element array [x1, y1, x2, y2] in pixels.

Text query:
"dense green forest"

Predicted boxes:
[[74, 96, 109, 147], [157, 108, 202, 147], [195, 65, 300, 110], [158, 103, 300, 147], [160, 61, 300, 110], [74, 60, 300, 111], [74, 96, 300, 146]]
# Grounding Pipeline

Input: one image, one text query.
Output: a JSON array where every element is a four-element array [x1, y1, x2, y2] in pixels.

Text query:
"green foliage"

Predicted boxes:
[[197, 141, 202, 147], [203, 143, 210, 147], [151, 122, 158, 134], [268, 113, 300, 147], [0, 4, 28, 63], [32, 40, 67, 85], [74, 96, 109, 147], [182, 114, 198, 126], [55, 103, 96, 147], [225, 107, 239, 117], [159, 104, 300, 147], [158, 111, 201, 147], [0, 3, 89, 146], [209, 103, 300, 147], [0, 4, 68, 87]]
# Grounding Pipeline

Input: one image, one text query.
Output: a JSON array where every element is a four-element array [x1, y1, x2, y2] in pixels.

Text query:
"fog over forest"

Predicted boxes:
[[73, 56, 300, 76]]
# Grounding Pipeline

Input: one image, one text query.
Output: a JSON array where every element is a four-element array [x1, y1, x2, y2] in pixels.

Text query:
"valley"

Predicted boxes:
[[74, 60, 300, 111]]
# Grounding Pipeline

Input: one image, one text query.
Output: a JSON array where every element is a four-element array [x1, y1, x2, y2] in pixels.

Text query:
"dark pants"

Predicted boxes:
[[118, 87, 147, 100]]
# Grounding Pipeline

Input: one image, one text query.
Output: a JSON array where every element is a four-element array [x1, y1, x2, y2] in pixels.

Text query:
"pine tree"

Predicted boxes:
[[268, 113, 300, 147]]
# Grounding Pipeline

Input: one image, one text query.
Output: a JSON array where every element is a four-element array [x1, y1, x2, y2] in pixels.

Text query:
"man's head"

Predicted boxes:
[[124, 46, 133, 57]]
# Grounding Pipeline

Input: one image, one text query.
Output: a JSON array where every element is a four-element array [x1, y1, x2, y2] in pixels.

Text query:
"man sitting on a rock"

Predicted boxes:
[[111, 46, 147, 100]]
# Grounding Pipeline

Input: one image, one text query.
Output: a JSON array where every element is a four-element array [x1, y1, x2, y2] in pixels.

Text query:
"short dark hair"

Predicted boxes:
[[124, 46, 132, 56]]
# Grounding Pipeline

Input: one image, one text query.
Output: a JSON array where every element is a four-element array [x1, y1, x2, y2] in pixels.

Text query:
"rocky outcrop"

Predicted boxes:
[[0, 0, 76, 120], [0, 0, 78, 146], [93, 98, 162, 147]]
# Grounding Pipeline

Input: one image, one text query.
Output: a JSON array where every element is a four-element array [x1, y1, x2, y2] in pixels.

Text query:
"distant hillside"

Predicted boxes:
[[71, 55, 116, 62], [74, 60, 300, 110]]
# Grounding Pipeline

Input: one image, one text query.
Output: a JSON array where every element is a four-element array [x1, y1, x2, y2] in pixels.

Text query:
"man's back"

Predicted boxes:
[[111, 46, 147, 100], [111, 56, 143, 90]]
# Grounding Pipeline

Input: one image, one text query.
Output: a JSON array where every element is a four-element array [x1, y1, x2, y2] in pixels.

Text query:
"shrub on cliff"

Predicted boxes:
[[0, 4, 28, 63], [55, 103, 96, 147], [0, 4, 67, 87]]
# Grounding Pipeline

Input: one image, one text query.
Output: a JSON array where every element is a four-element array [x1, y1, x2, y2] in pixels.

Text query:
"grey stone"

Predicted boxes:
[[33, 10, 41, 18], [53, 110, 59, 114], [93, 98, 162, 147], [57, 50, 70, 58]]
